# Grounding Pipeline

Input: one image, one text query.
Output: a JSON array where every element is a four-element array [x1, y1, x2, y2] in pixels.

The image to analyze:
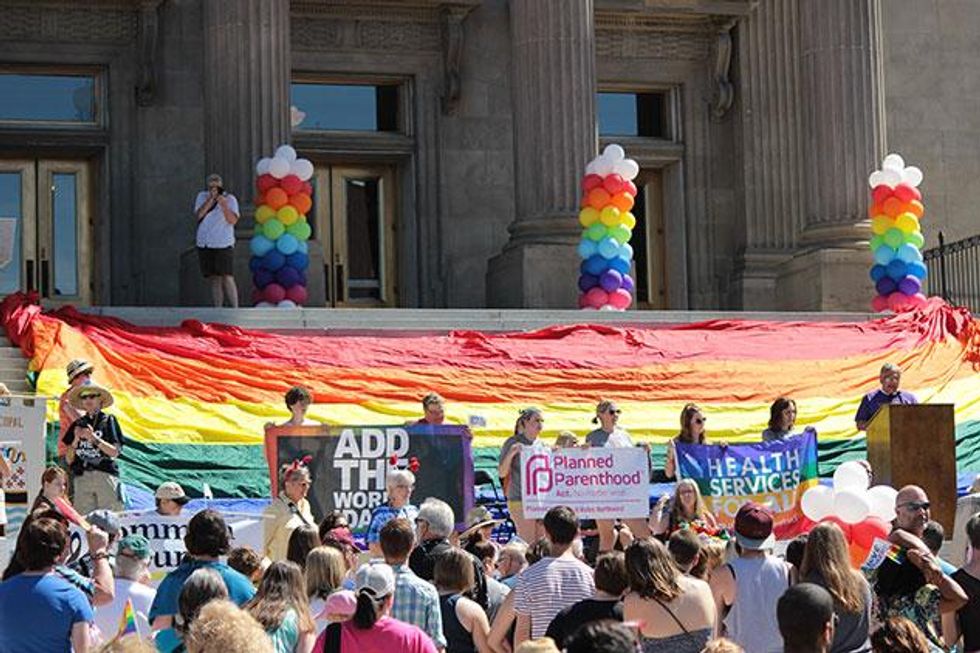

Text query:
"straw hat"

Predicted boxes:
[[66, 359, 94, 383], [459, 505, 503, 541], [67, 382, 114, 409]]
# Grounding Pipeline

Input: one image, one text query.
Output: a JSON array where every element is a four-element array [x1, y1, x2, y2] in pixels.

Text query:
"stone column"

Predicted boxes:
[[202, 0, 290, 224], [486, 0, 597, 308], [776, 0, 884, 310]]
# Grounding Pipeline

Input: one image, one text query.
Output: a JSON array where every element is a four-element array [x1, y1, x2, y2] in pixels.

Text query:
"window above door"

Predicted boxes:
[[0, 67, 104, 129]]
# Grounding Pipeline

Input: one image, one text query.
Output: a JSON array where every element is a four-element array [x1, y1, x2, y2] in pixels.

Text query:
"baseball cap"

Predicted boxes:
[[117, 534, 151, 560], [354, 562, 395, 599], [323, 527, 358, 551], [86, 509, 121, 536], [734, 501, 776, 550], [155, 481, 190, 504]]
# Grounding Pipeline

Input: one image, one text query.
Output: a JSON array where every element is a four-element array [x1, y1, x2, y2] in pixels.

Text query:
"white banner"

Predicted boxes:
[[520, 447, 649, 519], [0, 395, 48, 549]]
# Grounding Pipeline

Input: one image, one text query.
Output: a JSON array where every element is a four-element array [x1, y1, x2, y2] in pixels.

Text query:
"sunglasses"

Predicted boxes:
[[80, 394, 101, 400], [606, 409, 622, 415], [694, 417, 706, 424], [899, 501, 930, 511]]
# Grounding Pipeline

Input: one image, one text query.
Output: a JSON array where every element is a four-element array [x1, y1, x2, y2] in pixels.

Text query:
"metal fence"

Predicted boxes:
[[923, 231, 980, 314]]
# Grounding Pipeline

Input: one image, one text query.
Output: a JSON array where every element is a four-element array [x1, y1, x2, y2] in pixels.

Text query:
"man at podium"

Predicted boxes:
[[855, 363, 918, 431]]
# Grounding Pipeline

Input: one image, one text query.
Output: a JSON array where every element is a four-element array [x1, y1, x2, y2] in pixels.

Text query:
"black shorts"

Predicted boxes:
[[198, 246, 234, 277]]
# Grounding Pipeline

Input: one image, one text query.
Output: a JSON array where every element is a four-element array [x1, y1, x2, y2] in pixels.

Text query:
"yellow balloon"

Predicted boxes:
[[870, 214, 893, 236], [579, 207, 600, 228], [255, 205, 276, 225], [622, 212, 637, 230], [600, 206, 621, 227], [895, 212, 919, 234], [277, 204, 299, 226]]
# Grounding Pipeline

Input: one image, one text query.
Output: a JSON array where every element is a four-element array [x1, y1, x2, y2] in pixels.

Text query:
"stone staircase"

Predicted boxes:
[[0, 335, 31, 395]]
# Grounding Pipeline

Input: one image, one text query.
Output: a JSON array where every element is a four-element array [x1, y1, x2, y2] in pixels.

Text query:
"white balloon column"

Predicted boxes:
[[251, 145, 314, 308]]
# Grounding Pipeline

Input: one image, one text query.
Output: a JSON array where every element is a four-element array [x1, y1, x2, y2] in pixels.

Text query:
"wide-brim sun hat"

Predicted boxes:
[[67, 382, 114, 409], [459, 505, 503, 541], [66, 359, 94, 383]]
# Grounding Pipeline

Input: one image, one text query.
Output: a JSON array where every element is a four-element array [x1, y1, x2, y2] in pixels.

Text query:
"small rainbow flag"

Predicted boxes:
[[116, 598, 138, 638]]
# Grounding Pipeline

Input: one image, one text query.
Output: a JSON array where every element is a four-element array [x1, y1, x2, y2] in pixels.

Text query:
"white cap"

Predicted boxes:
[[354, 562, 395, 599]]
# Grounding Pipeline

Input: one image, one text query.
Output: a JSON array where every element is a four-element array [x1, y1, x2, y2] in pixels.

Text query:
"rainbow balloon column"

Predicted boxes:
[[251, 145, 314, 308], [577, 145, 640, 310], [867, 153, 928, 312]]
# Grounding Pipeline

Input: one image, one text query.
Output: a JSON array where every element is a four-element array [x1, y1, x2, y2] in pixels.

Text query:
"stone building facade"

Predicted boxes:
[[0, 0, 976, 310]]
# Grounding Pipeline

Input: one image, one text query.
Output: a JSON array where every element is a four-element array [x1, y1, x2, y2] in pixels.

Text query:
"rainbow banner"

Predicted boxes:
[[1, 292, 978, 498]]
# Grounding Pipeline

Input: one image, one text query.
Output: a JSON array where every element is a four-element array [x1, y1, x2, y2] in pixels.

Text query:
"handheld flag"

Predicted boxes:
[[116, 598, 139, 638]]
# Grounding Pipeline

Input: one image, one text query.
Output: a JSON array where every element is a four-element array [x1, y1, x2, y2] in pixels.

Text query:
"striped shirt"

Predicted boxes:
[[514, 555, 595, 639], [390, 563, 446, 648]]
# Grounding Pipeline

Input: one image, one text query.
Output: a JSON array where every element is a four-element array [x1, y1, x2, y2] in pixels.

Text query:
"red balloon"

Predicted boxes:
[[264, 283, 286, 304], [256, 174, 278, 193], [819, 516, 854, 542], [893, 184, 915, 203], [887, 291, 910, 312], [585, 287, 608, 308], [625, 180, 638, 197], [910, 186, 922, 202], [602, 174, 626, 195], [280, 175, 303, 195], [302, 181, 313, 195], [285, 284, 307, 305], [851, 516, 890, 550], [577, 294, 590, 309], [581, 174, 604, 192], [872, 185, 893, 205], [871, 295, 889, 313]]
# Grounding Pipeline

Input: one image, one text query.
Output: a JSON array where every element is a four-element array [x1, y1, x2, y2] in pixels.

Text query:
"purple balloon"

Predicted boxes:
[[898, 275, 922, 296], [276, 266, 302, 288], [600, 270, 623, 292], [875, 276, 897, 296], [253, 269, 275, 289], [621, 274, 635, 293], [578, 274, 599, 292]]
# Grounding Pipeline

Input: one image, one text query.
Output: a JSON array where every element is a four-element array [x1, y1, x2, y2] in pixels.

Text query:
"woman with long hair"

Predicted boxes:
[[799, 522, 872, 652], [30, 465, 69, 512], [623, 538, 715, 652], [306, 546, 346, 634], [286, 525, 321, 571], [498, 407, 544, 542], [651, 479, 719, 539], [762, 398, 797, 441], [870, 616, 931, 653], [434, 548, 491, 653], [663, 404, 707, 480], [245, 561, 316, 653]]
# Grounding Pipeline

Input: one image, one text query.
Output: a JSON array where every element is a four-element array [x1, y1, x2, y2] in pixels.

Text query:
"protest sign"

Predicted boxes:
[[265, 424, 473, 533], [0, 396, 47, 553], [520, 446, 649, 519], [676, 431, 819, 539]]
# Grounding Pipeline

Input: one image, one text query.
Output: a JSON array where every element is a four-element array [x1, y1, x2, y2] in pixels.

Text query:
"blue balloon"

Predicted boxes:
[[585, 255, 607, 276], [609, 257, 631, 275], [249, 257, 262, 273], [886, 259, 907, 281], [578, 239, 598, 259], [578, 274, 599, 292], [253, 268, 275, 289], [875, 276, 896, 296], [250, 235, 274, 257], [286, 252, 309, 271], [619, 243, 634, 261], [261, 250, 286, 272], [873, 245, 895, 266], [906, 260, 927, 280], [897, 244, 923, 264], [276, 266, 302, 288], [580, 260, 591, 275], [276, 233, 299, 255], [297, 240, 309, 255], [869, 264, 887, 283], [598, 237, 620, 259]]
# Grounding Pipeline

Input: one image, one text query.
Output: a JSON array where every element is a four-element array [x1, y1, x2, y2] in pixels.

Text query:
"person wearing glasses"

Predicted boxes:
[[855, 363, 918, 431], [62, 383, 125, 513], [663, 403, 707, 481], [366, 469, 418, 557], [263, 458, 316, 561]]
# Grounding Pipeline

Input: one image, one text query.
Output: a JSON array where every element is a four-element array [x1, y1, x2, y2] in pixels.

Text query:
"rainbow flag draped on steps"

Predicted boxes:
[[1, 292, 978, 498]]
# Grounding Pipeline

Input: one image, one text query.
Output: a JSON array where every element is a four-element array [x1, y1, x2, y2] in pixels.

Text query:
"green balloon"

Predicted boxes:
[[610, 225, 631, 245], [869, 234, 885, 251], [586, 223, 607, 242], [907, 231, 924, 248], [883, 227, 904, 248], [287, 220, 312, 241], [263, 218, 285, 240]]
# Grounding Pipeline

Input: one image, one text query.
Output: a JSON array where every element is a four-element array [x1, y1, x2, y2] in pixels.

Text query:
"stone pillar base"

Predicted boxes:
[[486, 243, 580, 309], [776, 248, 872, 311], [732, 251, 793, 310]]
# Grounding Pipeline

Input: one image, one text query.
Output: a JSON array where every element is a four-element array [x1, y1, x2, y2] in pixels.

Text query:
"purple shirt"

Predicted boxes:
[[855, 389, 918, 426]]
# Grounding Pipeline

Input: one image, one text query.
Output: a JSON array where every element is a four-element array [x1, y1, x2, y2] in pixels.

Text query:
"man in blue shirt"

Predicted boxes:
[[0, 516, 94, 653], [149, 509, 255, 630], [855, 363, 918, 430]]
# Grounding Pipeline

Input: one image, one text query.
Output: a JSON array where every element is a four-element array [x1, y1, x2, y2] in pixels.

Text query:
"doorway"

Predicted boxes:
[[632, 169, 667, 308], [0, 159, 93, 305], [313, 165, 397, 307]]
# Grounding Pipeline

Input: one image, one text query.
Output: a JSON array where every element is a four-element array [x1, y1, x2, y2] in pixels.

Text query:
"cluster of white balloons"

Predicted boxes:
[[800, 461, 898, 525], [868, 153, 923, 189], [256, 144, 314, 182], [585, 144, 639, 181]]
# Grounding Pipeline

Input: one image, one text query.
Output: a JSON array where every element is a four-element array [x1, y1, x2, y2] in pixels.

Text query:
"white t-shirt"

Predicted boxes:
[[94, 578, 155, 640], [194, 191, 239, 248]]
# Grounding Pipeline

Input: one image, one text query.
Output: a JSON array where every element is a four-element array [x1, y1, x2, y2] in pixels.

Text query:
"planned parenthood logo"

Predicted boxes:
[[524, 453, 553, 496]]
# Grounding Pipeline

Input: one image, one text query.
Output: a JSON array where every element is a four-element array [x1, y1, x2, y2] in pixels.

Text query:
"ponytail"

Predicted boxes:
[[352, 591, 382, 629]]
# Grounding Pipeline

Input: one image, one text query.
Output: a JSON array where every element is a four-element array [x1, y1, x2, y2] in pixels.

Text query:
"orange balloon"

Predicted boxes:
[[289, 192, 312, 215], [867, 202, 883, 220], [882, 197, 903, 218], [848, 542, 871, 569], [611, 192, 635, 213], [265, 187, 288, 210], [587, 187, 611, 210], [254, 191, 265, 207], [908, 199, 925, 218]]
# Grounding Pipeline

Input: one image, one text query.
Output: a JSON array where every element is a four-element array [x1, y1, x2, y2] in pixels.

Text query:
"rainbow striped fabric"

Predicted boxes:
[[116, 597, 138, 638], [2, 293, 978, 497]]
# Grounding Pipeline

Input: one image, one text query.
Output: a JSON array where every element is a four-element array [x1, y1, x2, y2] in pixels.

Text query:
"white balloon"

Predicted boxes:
[[292, 159, 314, 182], [866, 485, 898, 522], [599, 304, 618, 311], [614, 159, 640, 180], [834, 488, 871, 524], [882, 153, 905, 171], [801, 485, 835, 522], [274, 144, 297, 163], [594, 156, 616, 176], [602, 144, 626, 161], [868, 170, 886, 188], [879, 168, 902, 188], [268, 157, 290, 179], [833, 461, 871, 492], [277, 299, 298, 308], [902, 166, 924, 188], [255, 301, 274, 308], [585, 160, 601, 175], [256, 157, 272, 176]]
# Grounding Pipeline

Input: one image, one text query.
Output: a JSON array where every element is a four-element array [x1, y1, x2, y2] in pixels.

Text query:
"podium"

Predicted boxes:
[[867, 404, 956, 532]]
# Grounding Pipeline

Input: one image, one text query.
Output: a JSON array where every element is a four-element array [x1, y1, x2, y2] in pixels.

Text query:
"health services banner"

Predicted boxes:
[[676, 431, 819, 539], [520, 446, 649, 519], [265, 424, 474, 533]]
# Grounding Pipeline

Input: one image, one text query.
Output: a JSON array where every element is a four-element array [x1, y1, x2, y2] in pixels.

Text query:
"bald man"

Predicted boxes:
[[893, 485, 931, 541]]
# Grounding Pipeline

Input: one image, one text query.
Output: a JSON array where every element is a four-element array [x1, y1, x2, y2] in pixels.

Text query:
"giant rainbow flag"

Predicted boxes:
[[1, 292, 978, 498]]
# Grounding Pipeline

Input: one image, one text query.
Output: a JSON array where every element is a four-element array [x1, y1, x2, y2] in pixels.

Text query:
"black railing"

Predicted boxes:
[[923, 231, 980, 314]]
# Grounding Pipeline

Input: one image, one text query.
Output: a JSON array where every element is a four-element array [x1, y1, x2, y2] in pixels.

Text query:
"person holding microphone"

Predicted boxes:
[[194, 173, 240, 308]]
